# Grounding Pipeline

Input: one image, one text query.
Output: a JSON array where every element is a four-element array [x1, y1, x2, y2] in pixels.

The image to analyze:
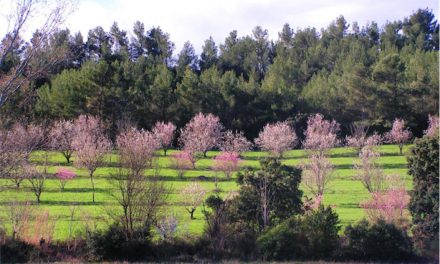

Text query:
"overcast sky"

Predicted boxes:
[[1, 0, 438, 54]]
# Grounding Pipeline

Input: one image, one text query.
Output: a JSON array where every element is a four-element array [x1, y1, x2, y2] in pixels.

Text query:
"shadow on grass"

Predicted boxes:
[[333, 163, 407, 170], [43, 187, 110, 194], [338, 203, 362, 208], [0, 200, 108, 206], [148, 176, 234, 182]]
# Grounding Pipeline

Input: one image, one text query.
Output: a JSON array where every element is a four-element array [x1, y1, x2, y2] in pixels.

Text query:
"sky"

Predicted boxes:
[[1, 0, 438, 54]]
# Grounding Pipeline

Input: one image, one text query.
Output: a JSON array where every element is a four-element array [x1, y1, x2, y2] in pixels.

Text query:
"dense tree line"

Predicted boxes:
[[0, 9, 437, 139]]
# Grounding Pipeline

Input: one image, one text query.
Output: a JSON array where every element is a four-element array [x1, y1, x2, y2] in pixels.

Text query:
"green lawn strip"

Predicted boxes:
[[2, 144, 413, 241]]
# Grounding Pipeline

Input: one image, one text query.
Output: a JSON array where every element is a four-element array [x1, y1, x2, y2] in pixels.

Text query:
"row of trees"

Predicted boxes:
[[0, 7, 438, 138], [0, 115, 437, 261], [1, 112, 433, 204]]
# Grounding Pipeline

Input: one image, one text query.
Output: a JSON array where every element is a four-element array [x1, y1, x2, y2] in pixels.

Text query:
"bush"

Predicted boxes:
[[257, 205, 340, 260], [407, 136, 439, 258], [341, 219, 414, 261], [86, 223, 152, 261], [1, 239, 38, 263]]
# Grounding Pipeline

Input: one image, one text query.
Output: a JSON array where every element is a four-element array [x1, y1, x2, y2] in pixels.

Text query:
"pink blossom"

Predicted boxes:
[[56, 168, 76, 191], [72, 115, 111, 203], [49, 120, 76, 163], [170, 151, 194, 178], [152, 121, 176, 156], [212, 151, 241, 178], [424, 115, 439, 138], [254, 121, 297, 157], [361, 188, 409, 224], [303, 114, 340, 153], [385, 118, 412, 155], [56, 168, 76, 180], [179, 113, 223, 157], [220, 130, 252, 154], [116, 128, 159, 174]]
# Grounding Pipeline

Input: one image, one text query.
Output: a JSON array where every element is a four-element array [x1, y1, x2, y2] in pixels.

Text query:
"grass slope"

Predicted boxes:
[[0, 144, 412, 240]]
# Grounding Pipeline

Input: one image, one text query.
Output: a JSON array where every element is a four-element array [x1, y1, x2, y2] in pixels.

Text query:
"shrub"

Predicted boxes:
[[257, 205, 340, 261], [341, 219, 414, 261], [408, 136, 439, 258], [86, 223, 152, 261], [1, 238, 42, 263]]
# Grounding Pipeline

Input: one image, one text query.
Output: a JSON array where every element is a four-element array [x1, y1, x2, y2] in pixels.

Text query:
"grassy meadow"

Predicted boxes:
[[0, 144, 412, 240]]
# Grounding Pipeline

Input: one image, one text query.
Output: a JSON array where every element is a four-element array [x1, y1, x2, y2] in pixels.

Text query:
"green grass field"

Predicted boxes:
[[0, 144, 412, 240]]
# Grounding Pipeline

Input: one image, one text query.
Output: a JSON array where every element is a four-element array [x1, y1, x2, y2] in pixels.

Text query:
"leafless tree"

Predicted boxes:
[[109, 168, 168, 240], [181, 182, 206, 219], [0, 123, 45, 188], [354, 145, 386, 193], [0, 0, 76, 107], [301, 153, 334, 197]]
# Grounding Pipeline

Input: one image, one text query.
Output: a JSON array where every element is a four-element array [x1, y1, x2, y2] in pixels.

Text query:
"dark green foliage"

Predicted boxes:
[[0, 239, 38, 263], [257, 205, 340, 260], [86, 223, 152, 261], [408, 136, 439, 257], [341, 219, 414, 261], [201, 195, 258, 260], [2, 10, 430, 138], [234, 158, 303, 230]]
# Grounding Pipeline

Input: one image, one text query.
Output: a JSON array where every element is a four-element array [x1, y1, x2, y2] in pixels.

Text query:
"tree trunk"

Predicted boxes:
[[90, 172, 95, 203], [164, 148, 167, 156], [399, 144, 403, 155], [190, 209, 195, 220]]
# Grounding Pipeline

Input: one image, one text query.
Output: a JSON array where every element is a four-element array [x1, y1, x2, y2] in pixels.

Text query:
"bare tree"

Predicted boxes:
[[301, 153, 334, 197], [7, 200, 34, 240], [25, 164, 46, 203], [110, 128, 168, 240], [0, 123, 45, 188], [110, 168, 168, 240], [354, 145, 386, 193], [0, 0, 76, 107], [181, 182, 206, 219]]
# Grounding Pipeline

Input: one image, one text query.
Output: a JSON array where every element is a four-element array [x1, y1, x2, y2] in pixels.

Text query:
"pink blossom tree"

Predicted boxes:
[[219, 130, 252, 154], [72, 115, 111, 203], [346, 124, 382, 155], [49, 120, 76, 163], [170, 151, 194, 178], [55, 168, 76, 191], [179, 113, 223, 158], [116, 128, 159, 175], [424, 115, 439, 138], [361, 188, 409, 224], [254, 121, 297, 157], [303, 113, 340, 154], [386, 118, 412, 155], [152, 121, 176, 156], [212, 152, 241, 179]]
